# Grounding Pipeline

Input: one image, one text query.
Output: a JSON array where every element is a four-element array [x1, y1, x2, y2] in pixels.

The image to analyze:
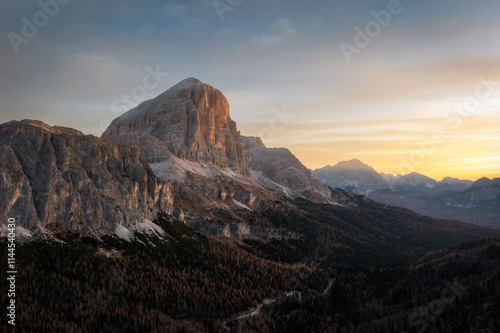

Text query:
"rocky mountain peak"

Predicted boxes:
[[312, 159, 395, 195], [334, 159, 375, 171], [102, 78, 248, 174], [242, 136, 265, 150], [170, 77, 203, 90], [395, 172, 437, 188]]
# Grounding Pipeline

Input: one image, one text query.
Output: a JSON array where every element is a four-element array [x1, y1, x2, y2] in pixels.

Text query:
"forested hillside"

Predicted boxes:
[[1, 212, 499, 332]]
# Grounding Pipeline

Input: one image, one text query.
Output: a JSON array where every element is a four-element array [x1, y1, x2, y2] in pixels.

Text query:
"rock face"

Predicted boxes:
[[101, 79, 287, 220], [244, 136, 351, 204], [0, 120, 172, 233], [244, 136, 313, 191], [102, 77, 248, 174]]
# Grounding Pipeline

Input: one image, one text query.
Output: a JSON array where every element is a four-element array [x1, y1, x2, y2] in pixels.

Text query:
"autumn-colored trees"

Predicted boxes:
[[0, 211, 498, 332]]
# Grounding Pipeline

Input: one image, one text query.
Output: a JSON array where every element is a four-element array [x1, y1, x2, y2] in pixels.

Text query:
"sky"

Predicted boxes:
[[0, 0, 499, 181]]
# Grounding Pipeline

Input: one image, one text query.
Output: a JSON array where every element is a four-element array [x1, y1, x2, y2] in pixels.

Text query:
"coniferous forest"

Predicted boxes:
[[1, 209, 500, 332]]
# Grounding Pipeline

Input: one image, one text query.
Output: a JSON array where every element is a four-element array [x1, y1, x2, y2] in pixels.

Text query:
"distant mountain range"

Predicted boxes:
[[313, 159, 500, 226]]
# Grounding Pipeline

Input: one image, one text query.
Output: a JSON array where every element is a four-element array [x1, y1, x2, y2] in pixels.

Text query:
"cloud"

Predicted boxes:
[[273, 18, 298, 39], [162, 4, 188, 17], [250, 17, 298, 45]]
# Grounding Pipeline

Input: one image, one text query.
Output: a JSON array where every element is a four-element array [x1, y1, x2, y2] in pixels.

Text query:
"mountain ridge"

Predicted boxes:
[[0, 119, 173, 236], [313, 159, 499, 225]]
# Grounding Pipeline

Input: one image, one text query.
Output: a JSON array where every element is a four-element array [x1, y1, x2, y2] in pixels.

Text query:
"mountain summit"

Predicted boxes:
[[102, 77, 248, 173], [312, 159, 393, 195]]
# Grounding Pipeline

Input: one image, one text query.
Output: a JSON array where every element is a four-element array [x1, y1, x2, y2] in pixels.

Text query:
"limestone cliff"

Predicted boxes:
[[0, 120, 172, 234], [102, 77, 248, 174]]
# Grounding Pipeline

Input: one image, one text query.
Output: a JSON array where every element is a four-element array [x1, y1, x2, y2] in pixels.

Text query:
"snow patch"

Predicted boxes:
[[249, 169, 295, 199], [150, 155, 213, 182], [115, 225, 134, 242], [233, 199, 253, 211], [16, 226, 32, 239], [136, 219, 165, 236]]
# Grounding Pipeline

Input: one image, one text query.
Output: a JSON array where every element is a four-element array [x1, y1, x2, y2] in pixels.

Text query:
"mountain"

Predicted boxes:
[[392, 171, 438, 190], [380, 175, 499, 225], [451, 177, 500, 208], [441, 176, 473, 185], [0, 120, 172, 236], [102, 77, 278, 226], [313, 160, 499, 225], [389, 172, 471, 194], [102, 78, 352, 229], [102, 77, 248, 173], [469, 176, 500, 189], [312, 159, 394, 195]]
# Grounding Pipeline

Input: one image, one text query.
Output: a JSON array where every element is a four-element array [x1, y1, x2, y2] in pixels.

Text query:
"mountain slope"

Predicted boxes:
[[445, 177, 500, 209], [1, 209, 498, 332], [236, 236, 500, 332], [373, 176, 500, 225]]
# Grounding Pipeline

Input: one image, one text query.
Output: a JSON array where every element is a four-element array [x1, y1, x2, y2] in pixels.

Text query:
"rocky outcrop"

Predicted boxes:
[[101, 79, 349, 217], [0, 120, 172, 234], [244, 136, 351, 205], [244, 136, 313, 190], [102, 77, 248, 174]]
